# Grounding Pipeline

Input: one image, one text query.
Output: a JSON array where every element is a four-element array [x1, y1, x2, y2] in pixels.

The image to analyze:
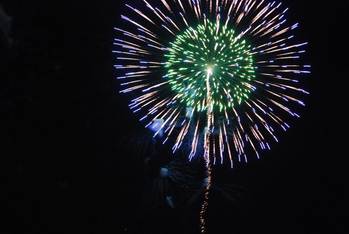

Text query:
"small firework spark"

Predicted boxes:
[[114, 0, 310, 167]]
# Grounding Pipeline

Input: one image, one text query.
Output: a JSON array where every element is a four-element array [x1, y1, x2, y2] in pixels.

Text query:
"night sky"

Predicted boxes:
[[1, 1, 348, 234]]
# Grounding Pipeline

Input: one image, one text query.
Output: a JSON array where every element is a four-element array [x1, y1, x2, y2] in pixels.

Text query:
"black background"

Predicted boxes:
[[1, 0, 348, 233]]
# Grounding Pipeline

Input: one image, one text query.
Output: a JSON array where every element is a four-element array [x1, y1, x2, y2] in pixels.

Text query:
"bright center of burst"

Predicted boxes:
[[206, 66, 213, 77], [164, 19, 256, 113]]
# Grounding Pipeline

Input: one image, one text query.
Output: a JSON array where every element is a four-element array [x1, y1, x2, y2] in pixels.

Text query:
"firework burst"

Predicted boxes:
[[114, 0, 310, 167]]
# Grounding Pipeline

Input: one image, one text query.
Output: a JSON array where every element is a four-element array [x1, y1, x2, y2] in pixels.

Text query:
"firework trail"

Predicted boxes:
[[114, 0, 310, 232]]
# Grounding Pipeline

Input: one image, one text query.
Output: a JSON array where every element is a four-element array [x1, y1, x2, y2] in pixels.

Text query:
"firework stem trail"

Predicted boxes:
[[200, 66, 214, 233]]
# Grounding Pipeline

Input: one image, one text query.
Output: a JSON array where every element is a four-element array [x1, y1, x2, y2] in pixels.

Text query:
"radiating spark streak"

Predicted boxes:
[[119, 84, 148, 94], [177, 0, 186, 13], [112, 50, 139, 56], [162, 24, 176, 35], [120, 79, 144, 86], [138, 35, 164, 47], [121, 15, 152, 34], [255, 19, 287, 38], [113, 38, 143, 49], [269, 98, 295, 116], [223, 123, 234, 168], [149, 97, 173, 113], [156, 7, 171, 23], [166, 16, 181, 31], [160, 0, 172, 13], [113, 43, 150, 54], [143, 0, 166, 22], [173, 121, 189, 151], [114, 28, 146, 43], [130, 91, 158, 103], [116, 57, 140, 61], [219, 126, 224, 164], [261, 42, 308, 54], [142, 81, 169, 92], [251, 2, 271, 25], [154, 108, 179, 137], [189, 120, 200, 160], [180, 12, 189, 27], [137, 28, 158, 40], [253, 35, 292, 51], [125, 4, 156, 25], [131, 97, 158, 111]]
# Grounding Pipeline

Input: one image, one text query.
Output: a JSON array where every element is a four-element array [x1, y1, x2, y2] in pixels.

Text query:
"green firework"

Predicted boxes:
[[164, 19, 256, 113]]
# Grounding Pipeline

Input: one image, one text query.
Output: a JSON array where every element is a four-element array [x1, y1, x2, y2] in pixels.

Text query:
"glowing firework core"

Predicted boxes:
[[165, 20, 256, 113], [206, 66, 213, 77]]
